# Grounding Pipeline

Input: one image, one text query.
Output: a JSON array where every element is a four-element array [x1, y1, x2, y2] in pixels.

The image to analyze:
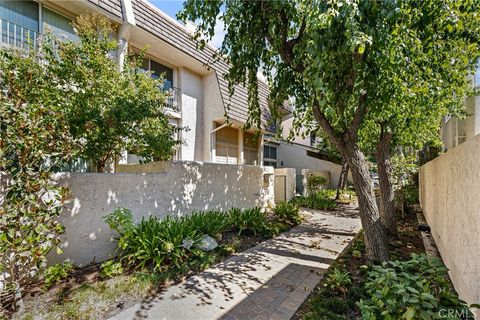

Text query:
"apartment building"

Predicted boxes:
[[441, 64, 480, 150], [0, 0, 343, 187]]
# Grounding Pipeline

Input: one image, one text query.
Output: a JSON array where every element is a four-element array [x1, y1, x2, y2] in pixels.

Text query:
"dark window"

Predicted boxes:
[[150, 59, 173, 89], [264, 145, 277, 160]]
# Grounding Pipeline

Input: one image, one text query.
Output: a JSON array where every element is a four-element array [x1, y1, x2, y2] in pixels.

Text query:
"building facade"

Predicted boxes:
[[0, 0, 343, 187], [440, 65, 480, 150]]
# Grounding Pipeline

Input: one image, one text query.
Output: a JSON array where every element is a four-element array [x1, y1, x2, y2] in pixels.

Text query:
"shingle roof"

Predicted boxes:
[[86, 0, 124, 20], [88, 0, 279, 129]]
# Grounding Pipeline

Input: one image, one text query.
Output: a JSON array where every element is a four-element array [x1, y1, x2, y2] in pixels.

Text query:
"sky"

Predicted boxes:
[[150, 0, 226, 49]]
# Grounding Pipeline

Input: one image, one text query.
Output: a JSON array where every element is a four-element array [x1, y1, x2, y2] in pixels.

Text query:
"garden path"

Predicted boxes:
[[110, 206, 361, 320]]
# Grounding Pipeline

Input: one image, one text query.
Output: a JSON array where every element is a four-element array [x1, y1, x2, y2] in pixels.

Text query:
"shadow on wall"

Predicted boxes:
[[49, 161, 274, 266]]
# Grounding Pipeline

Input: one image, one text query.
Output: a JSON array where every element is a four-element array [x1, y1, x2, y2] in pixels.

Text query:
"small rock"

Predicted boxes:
[[198, 235, 218, 251]]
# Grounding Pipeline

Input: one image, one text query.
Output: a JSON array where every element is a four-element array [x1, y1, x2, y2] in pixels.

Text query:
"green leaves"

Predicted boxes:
[[45, 13, 180, 171], [357, 254, 473, 319]]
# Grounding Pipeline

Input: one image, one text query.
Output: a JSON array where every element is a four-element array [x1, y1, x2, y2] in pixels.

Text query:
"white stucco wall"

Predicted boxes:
[[276, 142, 343, 188], [441, 96, 480, 151], [179, 67, 204, 161], [419, 133, 480, 310], [49, 161, 274, 266]]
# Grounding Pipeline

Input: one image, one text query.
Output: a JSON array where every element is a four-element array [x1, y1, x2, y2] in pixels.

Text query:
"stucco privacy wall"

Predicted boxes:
[[277, 142, 343, 188], [50, 161, 274, 266], [419, 133, 480, 308]]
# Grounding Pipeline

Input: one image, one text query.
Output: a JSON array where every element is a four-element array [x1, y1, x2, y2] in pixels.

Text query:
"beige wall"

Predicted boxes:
[[277, 142, 343, 188], [419, 133, 480, 309], [273, 168, 296, 202], [441, 96, 480, 151], [50, 161, 274, 266], [179, 67, 204, 161]]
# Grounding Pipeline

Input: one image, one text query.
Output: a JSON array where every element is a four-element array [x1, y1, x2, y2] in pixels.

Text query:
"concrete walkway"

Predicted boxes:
[[110, 206, 362, 320]]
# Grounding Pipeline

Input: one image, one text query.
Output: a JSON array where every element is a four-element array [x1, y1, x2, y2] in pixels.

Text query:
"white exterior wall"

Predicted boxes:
[[277, 142, 343, 188], [419, 133, 480, 313], [49, 161, 274, 266], [179, 67, 204, 161], [282, 116, 312, 146], [441, 96, 480, 150]]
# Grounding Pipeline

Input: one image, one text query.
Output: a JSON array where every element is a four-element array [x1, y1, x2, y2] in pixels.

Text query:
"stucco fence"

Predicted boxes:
[[419, 133, 480, 310], [47, 161, 274, 266]]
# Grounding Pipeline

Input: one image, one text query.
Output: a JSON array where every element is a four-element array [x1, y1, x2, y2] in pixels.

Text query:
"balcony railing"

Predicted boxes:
[[0, 18, 38, 49], [162, 86, 181, 113]]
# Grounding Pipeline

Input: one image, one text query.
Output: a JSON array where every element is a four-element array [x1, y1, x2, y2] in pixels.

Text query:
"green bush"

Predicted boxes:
[[228, 207, 269, 236], [184, 210, 231, 236], [104, 209, 203, 272], [100, 260, 123, 278], [43, 261, 73, 289], [306, 175, 328, 194], [291, 192, 337, 210], [272, 201, 303, 226], [325, 268, 352, 295], [357, 254, 474, 319]]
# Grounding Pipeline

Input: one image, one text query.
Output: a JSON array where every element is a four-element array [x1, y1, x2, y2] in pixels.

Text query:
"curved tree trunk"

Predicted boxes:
[[343, 144, 390, 263], [312, 107, 389, 263], [375, 131, 398, 238]]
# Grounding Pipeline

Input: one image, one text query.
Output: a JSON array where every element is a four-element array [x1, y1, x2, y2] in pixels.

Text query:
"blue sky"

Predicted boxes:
[[150, 0, 225, 49], [149, 0, 184, 20]]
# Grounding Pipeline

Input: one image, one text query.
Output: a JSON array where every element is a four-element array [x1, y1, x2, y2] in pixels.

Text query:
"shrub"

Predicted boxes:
[[104, 209, 203, 272], [325, 268, 352, 295], [272, 202, 303, 226], [184, 210, 231, 236], [291, 193, 337, 210], [357, 254, 474, 320], [228, 207, 269, 236], [100, 260, 123, 278], [306, 175, 328, 194], [43, 262, 74, 290]]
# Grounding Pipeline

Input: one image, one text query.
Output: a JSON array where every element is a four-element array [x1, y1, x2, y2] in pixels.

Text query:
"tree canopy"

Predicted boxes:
[[179, 0, 480, 261]]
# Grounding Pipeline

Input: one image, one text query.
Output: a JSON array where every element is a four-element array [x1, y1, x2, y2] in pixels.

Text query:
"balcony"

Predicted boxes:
[[162, 86, 181, 114], [0, 18, 38, 49]]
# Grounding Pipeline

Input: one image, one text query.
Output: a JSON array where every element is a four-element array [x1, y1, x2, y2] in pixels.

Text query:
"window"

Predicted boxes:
[[0, 0, 39, 47], [136, 55, 174, 89], [263, 145, 278, 167], [42, 7, 77, 42]]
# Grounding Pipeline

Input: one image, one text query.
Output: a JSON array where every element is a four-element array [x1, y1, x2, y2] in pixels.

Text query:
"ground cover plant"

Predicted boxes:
[[291, 190, 338, 210], [293, 209, 476, 320], [13, 204, 301, 319]]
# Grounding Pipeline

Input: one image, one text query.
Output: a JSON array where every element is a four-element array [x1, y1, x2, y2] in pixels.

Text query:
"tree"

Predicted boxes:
[[46, 14, 180, 172], [0, 47, 76, 313], [180, 0, 479, 262], [359, 2, 480, 237]]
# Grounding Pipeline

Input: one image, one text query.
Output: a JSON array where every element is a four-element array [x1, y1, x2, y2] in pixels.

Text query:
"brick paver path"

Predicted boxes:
[[110, 207, 361, 320]]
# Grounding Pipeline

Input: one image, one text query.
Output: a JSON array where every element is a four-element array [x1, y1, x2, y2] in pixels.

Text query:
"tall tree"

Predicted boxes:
[[180, 0, 479, 262], [360, 2, 480, 236]]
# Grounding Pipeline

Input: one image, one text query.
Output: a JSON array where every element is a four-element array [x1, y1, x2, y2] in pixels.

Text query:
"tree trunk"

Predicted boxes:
[[343, 144, 389, 263], [375, 131, 398, 238], [342, 165, 349, 189], [336, 161, 348, 200]]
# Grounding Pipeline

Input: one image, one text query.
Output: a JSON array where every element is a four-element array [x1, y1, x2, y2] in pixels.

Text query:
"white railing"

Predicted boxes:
[[0, 18, 38, 49]]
